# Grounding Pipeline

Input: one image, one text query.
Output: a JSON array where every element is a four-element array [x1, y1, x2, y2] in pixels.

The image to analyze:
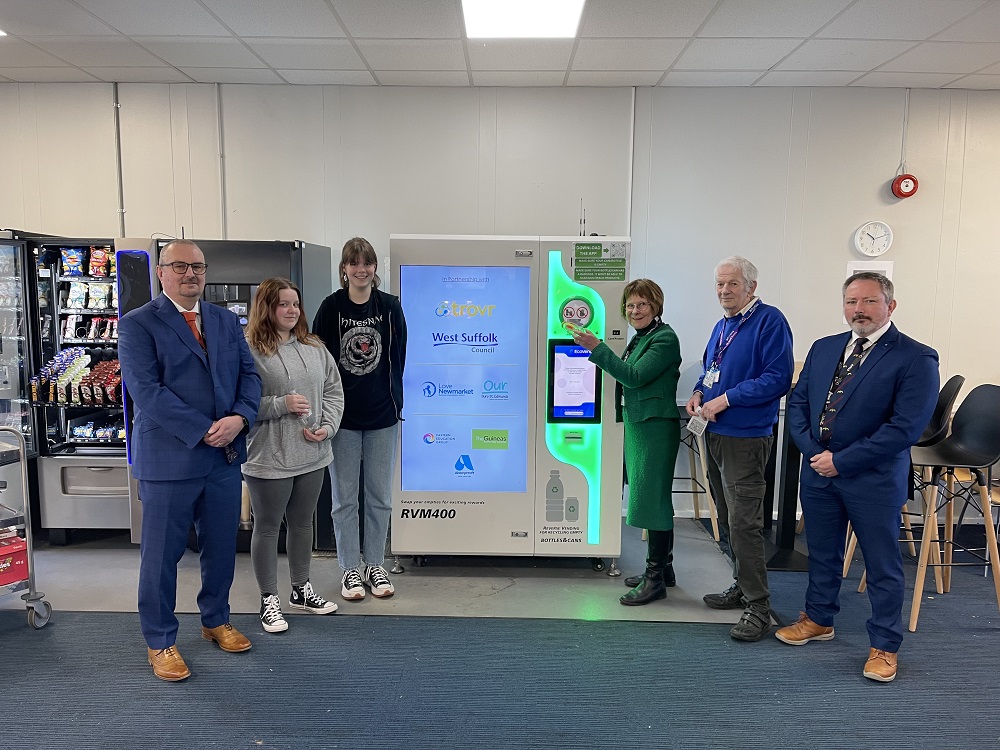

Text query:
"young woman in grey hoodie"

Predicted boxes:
[[244, 277, 344, 633]]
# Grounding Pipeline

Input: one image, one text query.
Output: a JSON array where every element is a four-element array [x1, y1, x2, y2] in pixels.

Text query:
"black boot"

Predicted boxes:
[[624, 530, 676, 588], [620, 529, 673, 606]]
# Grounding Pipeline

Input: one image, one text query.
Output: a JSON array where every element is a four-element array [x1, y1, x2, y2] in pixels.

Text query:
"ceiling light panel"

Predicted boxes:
[[463, 0, 585, 39]]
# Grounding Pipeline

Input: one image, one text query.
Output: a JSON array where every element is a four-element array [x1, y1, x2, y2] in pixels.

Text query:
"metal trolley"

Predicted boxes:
[[0, 427, 52, 628]]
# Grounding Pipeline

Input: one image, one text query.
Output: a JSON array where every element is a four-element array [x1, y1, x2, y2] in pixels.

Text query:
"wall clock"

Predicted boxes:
[[854, 221, 893, 257]]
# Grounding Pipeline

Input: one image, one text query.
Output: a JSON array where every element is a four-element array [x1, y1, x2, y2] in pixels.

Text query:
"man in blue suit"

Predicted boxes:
[[777, 272, 938, 682], [119, 240, 261, 681]]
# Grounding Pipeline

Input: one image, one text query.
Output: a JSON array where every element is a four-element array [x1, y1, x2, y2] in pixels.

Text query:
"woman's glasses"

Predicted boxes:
[[625, 301, 650, 312]]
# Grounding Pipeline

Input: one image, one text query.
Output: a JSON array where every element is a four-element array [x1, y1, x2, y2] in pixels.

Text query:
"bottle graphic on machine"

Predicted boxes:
[[546, 470, 564, 522]]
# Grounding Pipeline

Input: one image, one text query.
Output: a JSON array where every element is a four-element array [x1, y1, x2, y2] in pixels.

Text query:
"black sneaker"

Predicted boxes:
[[362, 564, 395, 598], [260, 594, 288, 633], [730, 607, 772, 642], [703, 583, 745, 610], [289, 581, 338, 614]]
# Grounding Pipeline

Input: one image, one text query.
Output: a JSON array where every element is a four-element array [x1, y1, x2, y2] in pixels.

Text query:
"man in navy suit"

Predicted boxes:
[[777, 272, 938, 682], [119, 240, 261, 681]]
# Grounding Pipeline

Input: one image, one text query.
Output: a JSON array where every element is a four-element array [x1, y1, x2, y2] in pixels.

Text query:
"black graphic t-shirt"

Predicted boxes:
[[338, 296, 395, 430]]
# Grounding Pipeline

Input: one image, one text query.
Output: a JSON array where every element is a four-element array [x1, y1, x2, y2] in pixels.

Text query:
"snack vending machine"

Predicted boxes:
[[0, 234, 39, 458], [3, 230, 154, 544]]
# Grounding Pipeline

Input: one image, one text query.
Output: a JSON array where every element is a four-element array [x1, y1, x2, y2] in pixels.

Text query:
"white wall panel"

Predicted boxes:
[[0, 85, 26, 230], [493, 87, 633, 237]]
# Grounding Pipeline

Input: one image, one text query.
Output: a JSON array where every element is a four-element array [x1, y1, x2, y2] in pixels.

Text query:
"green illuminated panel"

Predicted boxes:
[[545, 250, 605, 545]]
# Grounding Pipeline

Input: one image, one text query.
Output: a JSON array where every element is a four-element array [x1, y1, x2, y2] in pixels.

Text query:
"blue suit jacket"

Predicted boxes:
[[119, 294, 262, 481], [787, 323, 938, 506]]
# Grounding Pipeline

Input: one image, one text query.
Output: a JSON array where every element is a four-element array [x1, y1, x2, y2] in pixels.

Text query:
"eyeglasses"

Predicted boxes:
[[159, 261, 208, 275], [625, 301, 650, 312]]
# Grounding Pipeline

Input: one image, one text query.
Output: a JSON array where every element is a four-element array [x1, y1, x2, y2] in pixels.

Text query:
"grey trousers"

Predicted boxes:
[[704, 431, 773, 611], [245, 467, 326, 597]]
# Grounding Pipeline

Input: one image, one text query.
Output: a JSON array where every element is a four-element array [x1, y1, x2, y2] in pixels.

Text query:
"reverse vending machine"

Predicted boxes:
[[390, 235, 629, 564]]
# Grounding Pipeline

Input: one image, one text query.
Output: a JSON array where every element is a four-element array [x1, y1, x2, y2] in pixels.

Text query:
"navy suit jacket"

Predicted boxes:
[[787, 323, 938, 506], [119, 294, 261, 481]]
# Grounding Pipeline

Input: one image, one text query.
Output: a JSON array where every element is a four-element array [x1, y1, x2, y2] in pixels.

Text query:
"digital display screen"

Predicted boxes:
[[548, 340, 601, 423], [400, 265, 531, 493]]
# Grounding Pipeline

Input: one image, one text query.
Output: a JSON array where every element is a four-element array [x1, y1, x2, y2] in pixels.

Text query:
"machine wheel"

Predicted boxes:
[[591, 557, 606, 572], [28, 601, 52, 629]]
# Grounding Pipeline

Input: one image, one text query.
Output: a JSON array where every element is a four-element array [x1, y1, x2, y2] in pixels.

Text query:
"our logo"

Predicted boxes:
[[482, 379, 509, 401], [454, 454, 475, 472], [421, 381, 437, 397], [472, 429, 509, 451], [422, 433, 435, 444], [435, 301, 497, 318]]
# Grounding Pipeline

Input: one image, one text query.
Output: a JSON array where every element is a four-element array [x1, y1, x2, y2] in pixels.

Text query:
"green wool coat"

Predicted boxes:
[[589, 323, 681, 531]]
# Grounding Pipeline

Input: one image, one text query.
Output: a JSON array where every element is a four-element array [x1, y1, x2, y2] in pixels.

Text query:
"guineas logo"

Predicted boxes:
[[435, 300, 497, 318]]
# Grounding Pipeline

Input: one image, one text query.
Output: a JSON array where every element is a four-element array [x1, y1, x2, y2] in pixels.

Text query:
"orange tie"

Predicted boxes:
[[182, 310, 205, 349]]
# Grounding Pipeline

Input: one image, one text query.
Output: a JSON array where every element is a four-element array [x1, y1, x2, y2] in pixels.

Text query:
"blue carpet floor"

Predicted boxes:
[[2, 564, 998, 750]]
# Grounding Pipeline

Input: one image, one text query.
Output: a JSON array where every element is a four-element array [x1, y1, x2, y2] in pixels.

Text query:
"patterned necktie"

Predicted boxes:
[[818, 337, 868, 443], [182, 310, 205, 350]]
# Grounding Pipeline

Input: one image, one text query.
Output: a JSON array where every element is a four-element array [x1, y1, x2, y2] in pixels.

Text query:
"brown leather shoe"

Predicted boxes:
[[148, 646, 191, 681], [201, 623, 252, 653], [863, 648, 898, 682], [774, 611, 835, 645]]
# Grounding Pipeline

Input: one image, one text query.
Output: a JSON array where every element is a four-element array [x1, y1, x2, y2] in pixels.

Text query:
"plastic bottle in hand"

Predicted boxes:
[[289, 390, 319, 430]]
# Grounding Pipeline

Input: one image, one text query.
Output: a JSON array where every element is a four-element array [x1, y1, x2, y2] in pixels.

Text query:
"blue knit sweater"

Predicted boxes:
[[694, 301, 793, 438]]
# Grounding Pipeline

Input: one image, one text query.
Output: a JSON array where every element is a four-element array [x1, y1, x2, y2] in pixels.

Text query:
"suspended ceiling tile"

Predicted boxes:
[[0, 66, 101, 82], [178, 67, 283, 84], [279, 69, 375, 85], [567, 70, 663, 86], [0, 39, 68, 67], [330, 0, 461, 39], [355, 40, 466, 71], [817, 0, 984, 41], [28, 37, 166, 67], [879, 42, 1000, 75], [245, 38, 365, 70], [74, 0, 231, 36], [0, 0, 117, 36], [83, 66, 192, 83], [374, 70, 470, 86], [755, 70, 861, 86], [580, 0, 718, 38], [942, 74, 1000, 89], [199, 0, 345, 38], [935, 4, 1000, 44], [851, 71, 962, 88], [673, 38, 802, 70], [572, 38, 686, 71], [775, 39, 915, 71], [660, 71, 762, 86], [138, 38, 266, 68], [467, 40, 574, 71], [699, 0, 853, 38], [471, 71, 566, 87]]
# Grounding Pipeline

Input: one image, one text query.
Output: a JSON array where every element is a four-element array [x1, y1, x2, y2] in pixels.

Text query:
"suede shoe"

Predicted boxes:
[[863, 648, 898, 682], [201, 623, 252, 653], [148, 646, 190, 682], [730, 607, 772, 642], [774, 611, 835, 645], [624, 566, 676, 589], [703, 582, 744, 610]]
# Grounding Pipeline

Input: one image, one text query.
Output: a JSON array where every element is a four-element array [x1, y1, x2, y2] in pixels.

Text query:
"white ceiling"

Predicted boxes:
[[1, 0, 1000, 89]]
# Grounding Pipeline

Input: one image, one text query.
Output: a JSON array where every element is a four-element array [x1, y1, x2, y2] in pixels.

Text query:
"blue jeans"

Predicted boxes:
[[330, 424, 397, 571]]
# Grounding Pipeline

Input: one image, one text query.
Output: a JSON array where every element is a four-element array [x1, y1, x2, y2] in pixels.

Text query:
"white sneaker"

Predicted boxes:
[[260, 594, 288, 633], [341, 568, 366, 601], [289, 581, 338, 615], [362, 564, 395, 598]]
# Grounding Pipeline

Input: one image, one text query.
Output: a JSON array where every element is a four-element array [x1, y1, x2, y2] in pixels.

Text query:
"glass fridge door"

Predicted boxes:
[[0, 241, 36, 456]]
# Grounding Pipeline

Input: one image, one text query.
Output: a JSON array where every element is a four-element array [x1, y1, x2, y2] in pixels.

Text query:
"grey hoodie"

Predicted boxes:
[[243, 337, 344, 479]]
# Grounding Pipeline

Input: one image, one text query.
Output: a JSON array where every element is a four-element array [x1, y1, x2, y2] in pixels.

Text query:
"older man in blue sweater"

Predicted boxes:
[[686, 256, 793, 642]]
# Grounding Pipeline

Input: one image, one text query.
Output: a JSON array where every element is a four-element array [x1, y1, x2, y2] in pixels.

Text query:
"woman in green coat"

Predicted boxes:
[[573, 279, 681, 606]]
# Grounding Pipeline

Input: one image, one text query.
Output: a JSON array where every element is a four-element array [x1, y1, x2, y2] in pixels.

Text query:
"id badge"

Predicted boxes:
[[703, 368, 719, 388], [686, 414, 708, 436]]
